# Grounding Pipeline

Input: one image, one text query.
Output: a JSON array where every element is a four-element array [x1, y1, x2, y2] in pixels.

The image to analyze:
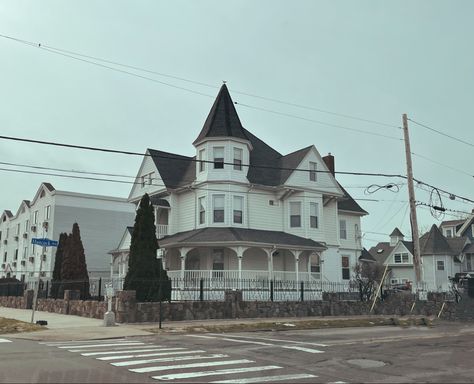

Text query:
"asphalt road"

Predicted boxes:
[[1, 322, 474, 383]]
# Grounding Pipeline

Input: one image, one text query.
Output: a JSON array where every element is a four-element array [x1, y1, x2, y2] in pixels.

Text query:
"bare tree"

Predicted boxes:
[[353, 262, 385, 301]]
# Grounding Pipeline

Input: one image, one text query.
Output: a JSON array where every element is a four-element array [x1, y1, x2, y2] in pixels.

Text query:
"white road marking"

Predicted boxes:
[[97, 348, 188, 360], [211, 373, 318, 383], [58, 342, 145, 349], [186, 335, 217, 339], [42, 339, 129, 346], [0, 339, 12, 343], [110, 353, 228, 366], [106, 349, 206, 361], [218, 338, 274, 346], [152, 365, 282, 381], [208, 333, 329, 347], [281, 345, 324, 354], [131, 359, 253, 374], [73, 346, 159, 354]]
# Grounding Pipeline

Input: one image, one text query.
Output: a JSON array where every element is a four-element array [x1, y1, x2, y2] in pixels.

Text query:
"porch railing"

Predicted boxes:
[[156, 224, 168, 239], [167, 270, 316, 282]]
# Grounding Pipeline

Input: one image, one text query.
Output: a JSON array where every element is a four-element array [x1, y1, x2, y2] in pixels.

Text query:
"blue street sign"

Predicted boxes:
[[31, 238, 59, 247]]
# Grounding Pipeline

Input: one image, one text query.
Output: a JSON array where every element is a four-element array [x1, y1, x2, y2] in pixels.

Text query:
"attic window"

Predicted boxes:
[[309, 162, 317, 181]]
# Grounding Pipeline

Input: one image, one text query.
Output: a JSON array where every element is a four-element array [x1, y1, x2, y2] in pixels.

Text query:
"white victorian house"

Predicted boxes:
[[109, 85, 367, 291]]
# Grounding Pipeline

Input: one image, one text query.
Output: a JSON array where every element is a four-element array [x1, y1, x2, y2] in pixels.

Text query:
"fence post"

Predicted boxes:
[[45, 280, 49, 299], [300, 281, 304, 302], [270, 280, 274, 302], [98, 278, 102, 301], [199, 278, 204, 302]]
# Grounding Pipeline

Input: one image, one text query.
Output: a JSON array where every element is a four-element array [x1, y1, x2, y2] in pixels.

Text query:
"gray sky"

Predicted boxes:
[[1, 1, 473, 248]]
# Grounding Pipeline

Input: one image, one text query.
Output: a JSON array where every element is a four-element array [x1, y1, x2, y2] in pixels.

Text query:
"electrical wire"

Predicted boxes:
[[411, 152, 473, 178], [0, 33, 401, 130], [364, 183, 402, 195], [409, 118, 474, 149]]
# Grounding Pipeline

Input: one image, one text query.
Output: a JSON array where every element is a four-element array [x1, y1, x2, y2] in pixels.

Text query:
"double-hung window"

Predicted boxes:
[[342, 256, 350, 280], [213, 195, 225, 223], [213, 147, 224, 169], [199, 149, 206, 172], [339, 220, 347, 239], [290, 202, 301, 228], [437, 260, 445, 271], [45, 205, 51, 220], [233, 148, 243, 171], [198, 197, 206, 225], [33, 211, 38, 224], [233, 196, 243, 224], [309, 162, 317, 181], [310, 202, 318, 228]]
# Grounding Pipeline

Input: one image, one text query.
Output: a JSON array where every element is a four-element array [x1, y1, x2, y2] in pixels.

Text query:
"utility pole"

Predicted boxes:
[[402, 114, 422, 287]]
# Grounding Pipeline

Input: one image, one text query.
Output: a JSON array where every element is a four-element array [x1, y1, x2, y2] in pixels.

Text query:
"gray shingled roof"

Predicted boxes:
[[359, 248, 376, 262], [419, 224, 452, 255], [337, 184, 368, 215], [446, 237, 469, 256], [368, 240, 413, 263], [390, 227, 404, 237], [149, 196, 170, 207], [148, 149, 196, 189], [193, 84, 249, 145], [159, 227, 326, 249]]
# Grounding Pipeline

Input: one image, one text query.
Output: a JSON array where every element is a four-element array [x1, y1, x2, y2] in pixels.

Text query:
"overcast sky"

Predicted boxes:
[[1, 1, 473, 248]]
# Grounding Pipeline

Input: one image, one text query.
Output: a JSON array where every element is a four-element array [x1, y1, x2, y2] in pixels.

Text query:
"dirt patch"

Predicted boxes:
[[145, 317, 433, 334], [0, 317, 45, 334]]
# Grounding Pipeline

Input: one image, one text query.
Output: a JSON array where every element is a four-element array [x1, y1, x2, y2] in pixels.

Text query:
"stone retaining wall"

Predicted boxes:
[[0, 289, 458, 322]]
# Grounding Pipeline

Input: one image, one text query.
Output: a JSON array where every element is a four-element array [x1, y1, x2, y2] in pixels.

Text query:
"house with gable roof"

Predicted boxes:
[[109, 84, 368, 289], [369, 224, 472, 291]]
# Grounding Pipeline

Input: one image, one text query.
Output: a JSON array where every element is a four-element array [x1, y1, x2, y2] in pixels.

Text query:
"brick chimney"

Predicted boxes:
[[322, 153, 335, 176]]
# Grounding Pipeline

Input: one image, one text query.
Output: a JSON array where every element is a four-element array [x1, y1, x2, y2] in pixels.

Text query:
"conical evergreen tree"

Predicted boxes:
[[50, 232, 67, 299], [124, 194, 171, 302], [59, 223, 90, 299]]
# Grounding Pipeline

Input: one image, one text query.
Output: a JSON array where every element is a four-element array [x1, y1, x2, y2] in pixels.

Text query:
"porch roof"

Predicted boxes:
[[158, 227, 326, 250]]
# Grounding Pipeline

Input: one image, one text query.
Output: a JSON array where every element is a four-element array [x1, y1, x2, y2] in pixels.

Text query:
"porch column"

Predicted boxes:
[[263, 248, 274, 281], [109, 254, 114, 279], [232, 246, 247, 290], [290, 250, 302, 284], [178, 248, 191, 290]]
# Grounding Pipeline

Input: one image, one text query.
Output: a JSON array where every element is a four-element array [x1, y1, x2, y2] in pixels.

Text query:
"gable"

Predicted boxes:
[[283, 146, 344, 196], [30, 183, 55, 206], [128, 150, 166, 202], [458, 216, 474, 237], [386, 241, 413, 264]]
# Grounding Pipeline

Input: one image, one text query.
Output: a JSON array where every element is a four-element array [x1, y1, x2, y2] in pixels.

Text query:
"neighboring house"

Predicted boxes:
[[369, 225, 472, 291], [0, 183, 135, 283], [110, 84, 367, 289]]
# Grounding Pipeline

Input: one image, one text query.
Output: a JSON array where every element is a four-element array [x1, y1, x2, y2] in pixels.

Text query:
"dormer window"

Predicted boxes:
[[309, 162, 317, 181], [199, 149, 206, 172], [233, 148, 242, 171], [446, 229, 452, 238], [213, 147, 224, 169]]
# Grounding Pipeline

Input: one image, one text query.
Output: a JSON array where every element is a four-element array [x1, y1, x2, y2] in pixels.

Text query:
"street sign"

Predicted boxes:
[[31, 238, 58, 247]]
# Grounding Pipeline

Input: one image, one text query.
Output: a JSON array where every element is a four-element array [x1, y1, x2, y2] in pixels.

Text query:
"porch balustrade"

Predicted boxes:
[[156, 224, 168, 239]]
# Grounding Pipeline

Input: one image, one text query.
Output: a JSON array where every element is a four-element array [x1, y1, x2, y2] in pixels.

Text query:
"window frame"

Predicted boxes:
[[233, 196, 244, 224], [309, 161, 317, 181], [213, 194, 225, 223], [437, 260, 445, 271], [233, 147, 243, 171], [198, 196, 206, 225], [199, 149, 206, 172], [309, 202, 318, 229], [339, 219, 347, 239], [341, 255, 350, 280], [289, 201, 302, 228], [213, 146, 225, 169]]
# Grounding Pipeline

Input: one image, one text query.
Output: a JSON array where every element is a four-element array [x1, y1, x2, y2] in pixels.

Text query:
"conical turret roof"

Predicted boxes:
[[193, 84, 249, 145]]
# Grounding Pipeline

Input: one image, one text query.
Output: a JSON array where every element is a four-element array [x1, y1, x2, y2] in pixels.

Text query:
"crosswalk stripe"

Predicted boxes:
[[98, 348, 191, 361], [42, 339, 129, 346], [218, 338, 274, 347], [79, 347, 168, 356], [152, 365, 282, 381], [111, 353, 227, 366], [207, 334, 328, 347], [58, 342, 145, 349], [110, 349, 206, 367], [130, 359, 253, 374], [0, 339, 12, 343], [281, 345, 324, 354], [211, 373, 318, 383]]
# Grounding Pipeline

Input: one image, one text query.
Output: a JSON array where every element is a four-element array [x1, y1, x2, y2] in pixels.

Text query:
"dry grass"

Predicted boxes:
[[146, 316, 433, 334], [0, 317, 45, 334]]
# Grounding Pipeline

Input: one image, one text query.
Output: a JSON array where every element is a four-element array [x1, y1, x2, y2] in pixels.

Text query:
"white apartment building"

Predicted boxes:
[[0, 183, 135, 283]]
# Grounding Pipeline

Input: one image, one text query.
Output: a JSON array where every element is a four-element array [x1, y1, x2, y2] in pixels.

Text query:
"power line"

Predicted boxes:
[[409, 118, 474, 149], [0, 33, 400, 130], [411, 152, 474, 178]]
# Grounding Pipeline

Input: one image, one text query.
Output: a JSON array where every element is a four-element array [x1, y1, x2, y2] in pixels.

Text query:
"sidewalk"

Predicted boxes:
[[0, 306, 438, 342]]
